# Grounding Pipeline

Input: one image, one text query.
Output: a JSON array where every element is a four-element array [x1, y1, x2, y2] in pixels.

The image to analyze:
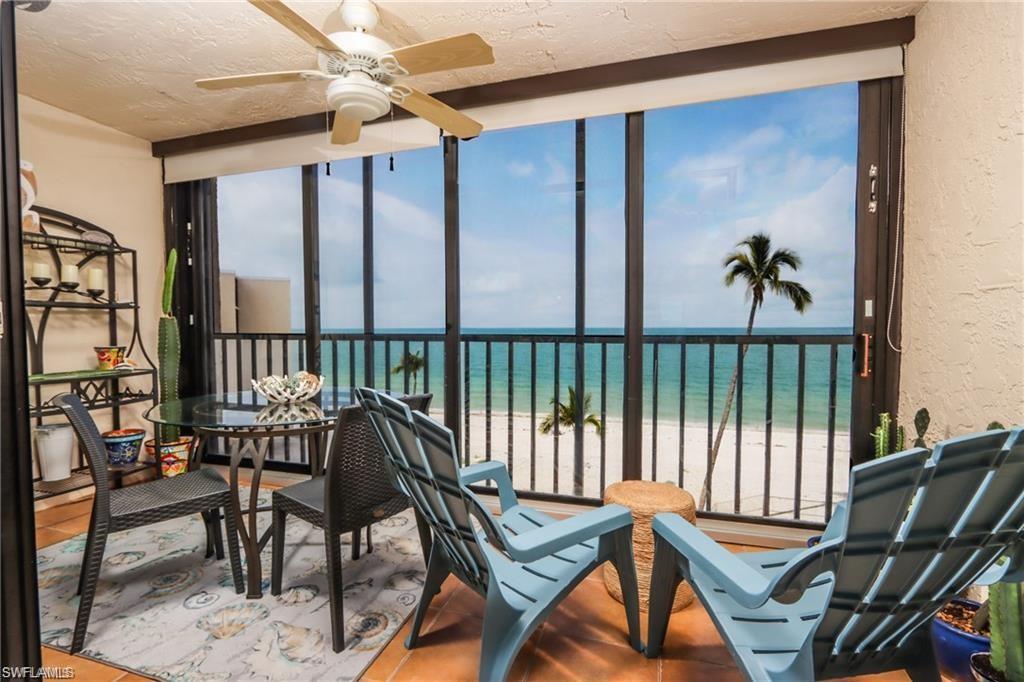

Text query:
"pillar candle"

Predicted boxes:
[[87, 268, 105, 290], [60, 264, 78, 284], [31, 262, 51, 279]]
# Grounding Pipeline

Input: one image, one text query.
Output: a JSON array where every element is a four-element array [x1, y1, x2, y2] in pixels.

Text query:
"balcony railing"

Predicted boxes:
[[212, 331, 853, 527]]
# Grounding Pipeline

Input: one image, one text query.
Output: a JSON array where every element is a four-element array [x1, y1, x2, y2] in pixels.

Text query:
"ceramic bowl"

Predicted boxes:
[[102, 428, 146, 466]]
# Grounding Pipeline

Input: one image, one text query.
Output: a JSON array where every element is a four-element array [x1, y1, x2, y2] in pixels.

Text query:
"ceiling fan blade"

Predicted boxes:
[[248, 0, 346, 55], [398, 87, 483, 139], [387, 33, 494, 76], [195, 70, 325, 90], [331, 114, 362, 145]]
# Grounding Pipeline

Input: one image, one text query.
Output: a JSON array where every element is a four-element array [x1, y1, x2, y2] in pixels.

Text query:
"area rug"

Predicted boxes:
[[37, 488, 426, 681]]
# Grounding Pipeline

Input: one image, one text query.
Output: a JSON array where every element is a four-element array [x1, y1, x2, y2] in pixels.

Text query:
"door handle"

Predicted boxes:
[[859, 333, 872, 378]]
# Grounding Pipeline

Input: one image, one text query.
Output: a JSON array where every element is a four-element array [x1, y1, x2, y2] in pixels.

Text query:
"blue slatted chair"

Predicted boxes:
[[646, 428, 1024, 681], [355, 388, 642, 682]]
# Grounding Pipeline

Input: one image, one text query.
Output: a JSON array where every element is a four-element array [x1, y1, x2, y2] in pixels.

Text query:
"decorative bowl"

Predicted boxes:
[[251, 371, 324, 404], [102, 428, 146, 466]]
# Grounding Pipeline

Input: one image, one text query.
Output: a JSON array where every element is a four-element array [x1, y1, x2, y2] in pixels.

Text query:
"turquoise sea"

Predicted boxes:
[[319, 327, 853, 432]]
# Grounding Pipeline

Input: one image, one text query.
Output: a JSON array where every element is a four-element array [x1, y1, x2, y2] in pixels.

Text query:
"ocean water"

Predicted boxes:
[[321, 327, 854, 432]]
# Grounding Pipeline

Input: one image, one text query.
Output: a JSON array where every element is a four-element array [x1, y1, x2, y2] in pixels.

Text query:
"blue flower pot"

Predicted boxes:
[[102, 428, 146, 466], [931, 598, 990, 682]]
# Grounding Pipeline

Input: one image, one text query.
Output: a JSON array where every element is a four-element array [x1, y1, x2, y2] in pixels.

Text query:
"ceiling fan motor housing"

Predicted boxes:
[[326, 74, 392, 122], [320, 27, 401, 123]]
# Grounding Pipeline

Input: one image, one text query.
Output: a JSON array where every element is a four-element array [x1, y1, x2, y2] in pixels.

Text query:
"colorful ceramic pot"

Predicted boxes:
[[102, 428, 146, 466], [144, 437, 193, 477], [931, 598, 990, 682], [94, 345, 127, 371]]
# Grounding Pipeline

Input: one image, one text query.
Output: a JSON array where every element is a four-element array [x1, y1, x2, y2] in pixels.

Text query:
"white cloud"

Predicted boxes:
[[670, 125, 784, 180], [644, 163, 857, 329], [505, 160, 535, 178], [544, 154, 572, 189], [373, 189, 443, 243]]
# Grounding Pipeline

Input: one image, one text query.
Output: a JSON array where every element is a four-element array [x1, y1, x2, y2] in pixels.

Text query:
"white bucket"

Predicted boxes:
[[34, 424, 74, 481]]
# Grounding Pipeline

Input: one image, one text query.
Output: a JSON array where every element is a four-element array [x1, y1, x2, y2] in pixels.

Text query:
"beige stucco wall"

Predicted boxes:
[[900, 1, 1024, 438], [18, 94, 164, 443]]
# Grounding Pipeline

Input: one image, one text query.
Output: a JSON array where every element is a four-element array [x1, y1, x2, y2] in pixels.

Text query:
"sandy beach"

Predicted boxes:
[[461, 410, 848, 523]]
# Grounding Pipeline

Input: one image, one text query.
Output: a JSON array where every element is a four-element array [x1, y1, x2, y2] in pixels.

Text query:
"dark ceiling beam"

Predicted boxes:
[[151, 15, 914, 158]]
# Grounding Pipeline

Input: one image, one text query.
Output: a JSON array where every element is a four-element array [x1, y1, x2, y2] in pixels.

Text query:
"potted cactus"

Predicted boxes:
[[808, 409, 930, 548], [144, 248, 192, 476], [871, 408, 930, 459], [970, 582, 1023, 681]]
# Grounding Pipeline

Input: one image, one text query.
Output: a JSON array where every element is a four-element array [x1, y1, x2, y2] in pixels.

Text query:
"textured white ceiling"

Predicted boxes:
[[15, 1, 922, 142]]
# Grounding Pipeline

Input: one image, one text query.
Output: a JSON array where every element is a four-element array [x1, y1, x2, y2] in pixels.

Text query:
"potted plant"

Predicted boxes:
[[933, 597, 991, 681], [144, 249, 192, 476], [969, 581, 1023, 681]]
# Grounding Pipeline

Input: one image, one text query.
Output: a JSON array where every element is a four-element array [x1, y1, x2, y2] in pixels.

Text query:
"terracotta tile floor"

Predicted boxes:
[[360, 565, 913, 682], [35, 479, 913, 682]]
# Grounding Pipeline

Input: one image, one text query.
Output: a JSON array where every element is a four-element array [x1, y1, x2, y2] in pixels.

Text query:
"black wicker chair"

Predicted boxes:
[[53, 393, 244, 654], [270, 393, 433, 652]]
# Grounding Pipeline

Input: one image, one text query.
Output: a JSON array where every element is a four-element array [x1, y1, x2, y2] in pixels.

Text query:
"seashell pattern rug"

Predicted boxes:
[[37, 488, 426, 680]]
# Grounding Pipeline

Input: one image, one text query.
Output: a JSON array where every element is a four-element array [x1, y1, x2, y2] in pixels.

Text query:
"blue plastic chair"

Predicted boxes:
[[356, 388, 642, 682], [646, 428, 1024, 681]]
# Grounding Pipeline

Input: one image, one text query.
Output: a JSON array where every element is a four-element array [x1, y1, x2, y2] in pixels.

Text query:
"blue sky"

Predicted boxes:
[[217, 82, 858, 332]]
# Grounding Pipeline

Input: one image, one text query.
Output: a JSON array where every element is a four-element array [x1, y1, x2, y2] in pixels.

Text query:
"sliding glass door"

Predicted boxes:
[[197, 78, 901, 527], [643, 84, 858, 521]]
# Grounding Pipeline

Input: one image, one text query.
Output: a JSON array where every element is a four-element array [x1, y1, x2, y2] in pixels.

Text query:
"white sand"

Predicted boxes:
[[462, 410, 848, 523]]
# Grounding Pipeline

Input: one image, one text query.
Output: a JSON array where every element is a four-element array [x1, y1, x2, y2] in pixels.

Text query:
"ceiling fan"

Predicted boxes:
[[195, 0, 494, 145]]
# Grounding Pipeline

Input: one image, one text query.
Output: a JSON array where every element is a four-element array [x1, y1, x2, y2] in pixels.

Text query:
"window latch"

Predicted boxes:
[[868, 164, 878, 214]]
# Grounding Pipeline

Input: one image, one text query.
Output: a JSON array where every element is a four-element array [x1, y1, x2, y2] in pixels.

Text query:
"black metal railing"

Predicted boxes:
[[211, 330, 853, 525]]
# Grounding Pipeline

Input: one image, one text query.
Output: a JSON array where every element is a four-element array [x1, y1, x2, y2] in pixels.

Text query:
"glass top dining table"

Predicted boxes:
[[143, 389, 363, 599], [144, 390, 354, 431]]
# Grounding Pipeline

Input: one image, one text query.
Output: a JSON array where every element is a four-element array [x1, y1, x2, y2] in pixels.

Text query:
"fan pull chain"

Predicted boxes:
[[325, 110, 332, 176], [388, 108, 395, 172]]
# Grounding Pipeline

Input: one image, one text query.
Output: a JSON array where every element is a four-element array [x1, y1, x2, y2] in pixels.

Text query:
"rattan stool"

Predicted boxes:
[[603, 480, 695, 612]]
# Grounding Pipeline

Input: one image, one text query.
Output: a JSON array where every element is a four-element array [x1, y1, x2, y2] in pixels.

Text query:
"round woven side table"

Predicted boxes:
[[603, 480, 696, 613]]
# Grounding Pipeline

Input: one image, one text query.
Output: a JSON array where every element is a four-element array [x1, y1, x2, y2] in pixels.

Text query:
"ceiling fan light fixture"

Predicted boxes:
[[326, 76, 391, 122]]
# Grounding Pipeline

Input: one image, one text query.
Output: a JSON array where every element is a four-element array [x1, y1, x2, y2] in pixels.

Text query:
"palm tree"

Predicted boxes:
[[539, 387, 603, 436], [699, 233, 812, 511], [391, 350, 426, 393]]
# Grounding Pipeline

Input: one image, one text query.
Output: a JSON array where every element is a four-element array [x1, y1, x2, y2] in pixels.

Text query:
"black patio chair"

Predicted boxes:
[[270, 393, 433, 653], [53, 393, 244, 654]]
